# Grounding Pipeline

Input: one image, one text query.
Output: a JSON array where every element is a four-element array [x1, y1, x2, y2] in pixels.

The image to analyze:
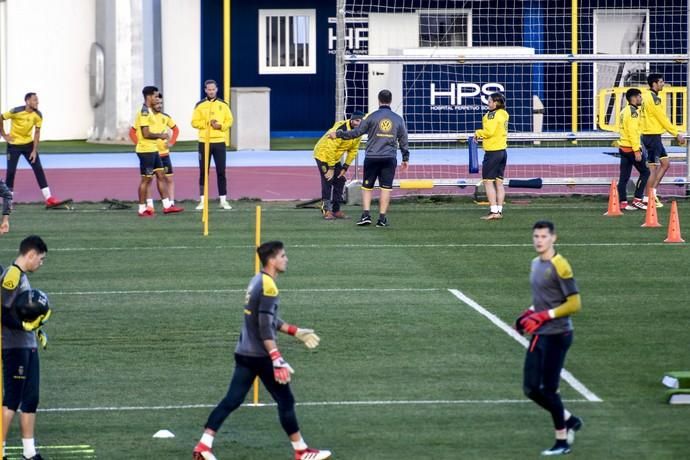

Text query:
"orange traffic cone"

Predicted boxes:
[[604, 180, 623, 216], [641, 189, 661, 227], [664, 200, 685, 243]]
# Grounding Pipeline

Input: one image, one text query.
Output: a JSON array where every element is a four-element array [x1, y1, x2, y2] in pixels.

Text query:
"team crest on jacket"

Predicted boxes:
[[379, 119, 392, 132]]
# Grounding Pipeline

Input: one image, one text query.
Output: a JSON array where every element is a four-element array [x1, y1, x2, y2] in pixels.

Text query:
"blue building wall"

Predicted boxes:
[[200, 0, 686, 134]]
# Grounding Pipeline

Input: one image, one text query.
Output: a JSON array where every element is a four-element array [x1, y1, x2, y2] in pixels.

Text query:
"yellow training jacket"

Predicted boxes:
[[618, 104, 641, 152], [191, 98, 233, 143], [640, 90, 678, 136], [475, 108, 509, 151], [313, 119, 363, 167]]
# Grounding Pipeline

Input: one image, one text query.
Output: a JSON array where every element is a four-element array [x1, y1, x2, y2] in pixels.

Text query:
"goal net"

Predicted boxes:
[[336, 0, 689, 197]]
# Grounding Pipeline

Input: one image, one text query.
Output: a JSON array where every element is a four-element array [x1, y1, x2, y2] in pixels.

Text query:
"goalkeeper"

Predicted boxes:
[[193, 241, 331, 460], [515, 221, 583, 456], [1, 235, 50, 460], [313, 111, 365, 220], [474, 92, 509, 220]]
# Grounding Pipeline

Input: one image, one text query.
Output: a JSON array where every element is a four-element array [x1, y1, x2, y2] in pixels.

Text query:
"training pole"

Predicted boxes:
[[202, 122, 211, 236], [252, 205, 262, 405]]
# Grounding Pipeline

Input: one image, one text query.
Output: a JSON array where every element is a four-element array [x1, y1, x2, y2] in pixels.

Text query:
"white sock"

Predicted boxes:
[[199, 195, 205, 203], [555, 429, 567, 441], [291, 437, 308, 451], [138, 204, 146, 213], [564, 409, 572, 421], [652, 187, 657, 196], [497, 205, 503, 213], [643, 196, 649, 203], [22, 438, 36, 458], [490, 205, 499, 213], [146, 198, 154, 208], [41, 187, 51, 199], [200, 432, 214, 448], [162, 198, 172, 208], [2, 441, 5, 457], [219, 195, 227, 203]]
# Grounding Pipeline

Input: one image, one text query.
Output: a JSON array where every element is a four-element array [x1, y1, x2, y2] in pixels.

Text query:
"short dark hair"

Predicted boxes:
[[489, 92, 506, 109], [647, 73, 663, 87], [19, 235, 48, 255], [142, 86, 159, 99], [378, 89, 392, 105], [625, 88, 642, 102], [204, 79, 218, 88], [257, 241, 284, 266], [532, 220, 555, 234], [157, 93, 163, 99], [24, 92, 36, 102]]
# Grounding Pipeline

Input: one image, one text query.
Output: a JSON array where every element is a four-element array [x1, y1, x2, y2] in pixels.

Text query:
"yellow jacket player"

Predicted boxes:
[[474, 93, 509, 220], [617, 88, 650, 211], [313, 111, 364, 219], [191, 80, 234, 210], [639, 73, 686, 207]]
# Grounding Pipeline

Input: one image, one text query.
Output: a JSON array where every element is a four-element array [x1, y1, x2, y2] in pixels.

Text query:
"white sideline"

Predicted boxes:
[[36, 398, 591, 413], [448, 289, 603, 403], [0, 241, 673, 253]]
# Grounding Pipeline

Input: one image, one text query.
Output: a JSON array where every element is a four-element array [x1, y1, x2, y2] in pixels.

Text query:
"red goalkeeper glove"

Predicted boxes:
[[519, 310, 552, 335], [269, 349, 294, 384], [514, 308, 534, 334]]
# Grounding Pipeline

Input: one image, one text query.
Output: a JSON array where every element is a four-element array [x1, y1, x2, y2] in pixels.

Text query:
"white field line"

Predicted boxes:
[[49, 288, 443, 296], [37, 398, 591, 413], [0, 242, 676, 253], [448, 289, 603, 403]]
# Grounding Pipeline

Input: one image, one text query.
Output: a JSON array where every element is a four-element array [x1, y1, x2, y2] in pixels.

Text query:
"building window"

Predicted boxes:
[[259, 9, 316, 74], [419, 10, 472, 47]]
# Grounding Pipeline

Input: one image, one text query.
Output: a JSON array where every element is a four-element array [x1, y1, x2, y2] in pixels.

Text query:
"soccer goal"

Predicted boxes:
[[335, 0, 690, 197]]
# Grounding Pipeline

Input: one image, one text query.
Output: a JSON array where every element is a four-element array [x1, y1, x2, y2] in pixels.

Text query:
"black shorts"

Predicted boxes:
[[641, 134, 667, 164], [160, 155, 174, 175], [482, 149, 507, 181], [7, 142, 33, 156], [362, 157, 397, 190], [3, 348, 40, 412], [137, 152, 164, 177]]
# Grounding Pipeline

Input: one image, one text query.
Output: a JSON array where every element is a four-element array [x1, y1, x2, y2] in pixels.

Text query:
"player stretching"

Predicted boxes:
[[516, 221, 583, 456], [640, 73, 685, 208], [193, 241, 330, 460], [0, 93, 64, 208], [617, 88, 649, 211], [330, 89, 409, 227], [313, 111, 364, 220], [474, 92, 509, 220]]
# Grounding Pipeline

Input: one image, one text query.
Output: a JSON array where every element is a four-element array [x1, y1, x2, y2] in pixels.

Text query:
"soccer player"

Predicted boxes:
[[1, 235, 51, 460], [516, 221, 583, 456], [617, 88, 649, 211], [329, 90, 409, 227], [313, 111, 364, 220], [131, 94, 180, 208], [191, 80, 234, 211], [0, 93, 63, 207], [640, 73, 685, 208], [132, 86, 183, 217], [193, 241, 331, 460], [0, 178, 13, 235], [474, 92, 509, 220]]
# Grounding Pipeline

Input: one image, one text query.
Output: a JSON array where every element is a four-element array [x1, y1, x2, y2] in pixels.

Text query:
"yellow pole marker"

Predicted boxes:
[[203, 122, 211, 235], [253, 205, 262, 405]]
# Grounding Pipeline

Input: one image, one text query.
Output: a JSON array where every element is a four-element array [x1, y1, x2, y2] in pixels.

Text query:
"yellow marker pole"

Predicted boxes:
[[252, 205, 262, 405], [202, 123, 210, 236], [571, 0, 579, 141]]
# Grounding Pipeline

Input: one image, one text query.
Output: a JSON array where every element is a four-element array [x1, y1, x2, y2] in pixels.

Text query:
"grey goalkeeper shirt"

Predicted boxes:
[[235, 272, 285, 358], [336, 106, 410, 161], [529, 253, 579, 335]]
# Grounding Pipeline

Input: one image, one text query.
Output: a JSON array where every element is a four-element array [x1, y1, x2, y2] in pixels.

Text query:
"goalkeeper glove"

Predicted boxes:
[[514, 308, 534, 335], [22, 309, 52, 332], [295, 328, 321, 349], [269, 349, 294, 385], [519, 310, 552, 335], [36, 328, 48, 350]]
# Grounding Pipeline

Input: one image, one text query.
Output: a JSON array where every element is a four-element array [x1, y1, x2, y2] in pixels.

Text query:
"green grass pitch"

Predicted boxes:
[[2, 197, 689, 459]]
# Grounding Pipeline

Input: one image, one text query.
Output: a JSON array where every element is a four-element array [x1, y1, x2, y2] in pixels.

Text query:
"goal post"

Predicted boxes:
[[336, 0, 690, 197]]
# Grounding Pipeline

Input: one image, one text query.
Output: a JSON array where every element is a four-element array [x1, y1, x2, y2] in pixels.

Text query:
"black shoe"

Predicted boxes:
[[356, 214, 372, 226], [541, 440, 571, 456], [23, 455, 44, 460], [566, 415, 583, 444], [376, 217, 389, 227]]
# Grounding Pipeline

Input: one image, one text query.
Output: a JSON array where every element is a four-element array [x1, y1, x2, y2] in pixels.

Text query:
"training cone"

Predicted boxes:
[[604, 180, 623, 216], [642, 190, 661, 227], [664, 201, 685, 243]]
